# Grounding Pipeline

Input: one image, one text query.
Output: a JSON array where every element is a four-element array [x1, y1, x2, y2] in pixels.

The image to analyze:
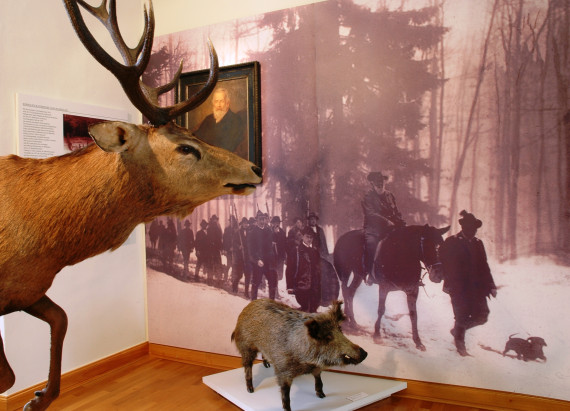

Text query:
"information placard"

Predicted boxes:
[[17, 93, 130, 158]]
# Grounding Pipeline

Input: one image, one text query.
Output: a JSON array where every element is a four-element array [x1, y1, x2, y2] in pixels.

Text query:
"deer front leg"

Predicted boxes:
[[0, 332, 16, 393], [23, 296, 68, 411]]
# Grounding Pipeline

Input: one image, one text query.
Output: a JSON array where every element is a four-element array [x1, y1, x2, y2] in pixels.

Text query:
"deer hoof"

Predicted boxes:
[[23, 388, 56, 411]]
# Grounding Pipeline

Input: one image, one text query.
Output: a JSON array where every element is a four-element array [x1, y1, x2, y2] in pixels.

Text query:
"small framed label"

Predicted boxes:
[[346, 392, 369, 402]]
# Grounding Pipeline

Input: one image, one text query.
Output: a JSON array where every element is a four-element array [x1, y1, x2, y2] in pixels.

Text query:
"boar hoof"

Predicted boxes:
[[246, 380, 254, 393], [263, 359, 271, 368], [316, 390, 326, 398]]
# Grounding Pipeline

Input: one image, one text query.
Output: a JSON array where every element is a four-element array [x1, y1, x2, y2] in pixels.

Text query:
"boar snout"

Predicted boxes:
[[342, 346, 367, 365]]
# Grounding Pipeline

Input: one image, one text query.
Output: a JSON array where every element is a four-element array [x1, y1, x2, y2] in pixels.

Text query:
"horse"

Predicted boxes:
[[333, 224, 450, 350]]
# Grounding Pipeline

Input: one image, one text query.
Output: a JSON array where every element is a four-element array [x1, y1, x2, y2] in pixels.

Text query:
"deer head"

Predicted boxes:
[[62, 0, 262, 189]]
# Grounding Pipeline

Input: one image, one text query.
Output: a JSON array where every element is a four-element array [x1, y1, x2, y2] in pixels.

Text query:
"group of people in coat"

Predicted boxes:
[[229, 210, 328, 313], [149, 208, 330, 313], [362, 171, 497, 357]]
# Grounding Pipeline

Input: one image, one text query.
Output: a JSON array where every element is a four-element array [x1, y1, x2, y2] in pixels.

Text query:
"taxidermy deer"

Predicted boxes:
[[0, 1, 262, 409]]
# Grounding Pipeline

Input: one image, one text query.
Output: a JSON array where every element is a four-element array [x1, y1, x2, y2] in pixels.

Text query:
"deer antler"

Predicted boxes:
[[62, 0, 218, 126]]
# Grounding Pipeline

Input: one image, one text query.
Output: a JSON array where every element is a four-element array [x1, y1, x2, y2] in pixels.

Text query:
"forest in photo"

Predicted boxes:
[[145, 0, 569, 263]]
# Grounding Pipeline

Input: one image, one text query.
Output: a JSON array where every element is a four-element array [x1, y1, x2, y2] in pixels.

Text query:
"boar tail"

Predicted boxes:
[[231, 331, 236, 342]]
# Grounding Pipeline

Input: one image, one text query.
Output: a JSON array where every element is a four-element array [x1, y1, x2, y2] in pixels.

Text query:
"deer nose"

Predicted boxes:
[[252, 165, 262, 178]]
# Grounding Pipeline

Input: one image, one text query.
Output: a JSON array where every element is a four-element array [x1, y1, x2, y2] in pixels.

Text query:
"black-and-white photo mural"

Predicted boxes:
[[144, 0, 570, 401]]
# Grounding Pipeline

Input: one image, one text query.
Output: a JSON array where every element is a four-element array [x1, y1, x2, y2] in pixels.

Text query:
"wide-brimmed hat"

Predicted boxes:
[[307, 212, 319, 220], [271, 216, 281, 224], [240, 217, 249, 225], [200, 219, 208, 228], [458, 210, 482, 229], [367, 171, 388, 185]]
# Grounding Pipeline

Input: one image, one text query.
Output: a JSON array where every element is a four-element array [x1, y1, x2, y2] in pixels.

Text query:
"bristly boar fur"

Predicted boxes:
[[231, 299, 367, 411]]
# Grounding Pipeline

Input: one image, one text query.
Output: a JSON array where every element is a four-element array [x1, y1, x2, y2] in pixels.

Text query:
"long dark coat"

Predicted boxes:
[[295, 242, 321, 293], [309, 225, 329, 257], [194, 109, 245, 153], [178, 227, 195, 257], [232, 227, 249, 265], [195, 229, 209, 260], [272, 226, 287, 263], [248, 225, 276, 269], [439, 232, 496, 300], [361, 188, 404, 236]]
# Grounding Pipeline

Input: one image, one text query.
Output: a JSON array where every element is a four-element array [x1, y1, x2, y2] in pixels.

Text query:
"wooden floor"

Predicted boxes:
[[36, 356, 490, 411]]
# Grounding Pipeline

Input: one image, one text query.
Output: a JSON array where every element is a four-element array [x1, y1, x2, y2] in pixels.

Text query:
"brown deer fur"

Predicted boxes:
[[0, 121, 261, 410]]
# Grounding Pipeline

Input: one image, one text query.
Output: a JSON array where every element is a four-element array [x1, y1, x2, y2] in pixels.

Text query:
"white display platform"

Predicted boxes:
[[202, 363, 407, 411]]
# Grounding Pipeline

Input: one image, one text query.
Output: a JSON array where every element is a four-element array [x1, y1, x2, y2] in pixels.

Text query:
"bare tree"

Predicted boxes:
[[427, 0, 446, 214], [448, 0, 499, 234], [548, 0, 570, 255]]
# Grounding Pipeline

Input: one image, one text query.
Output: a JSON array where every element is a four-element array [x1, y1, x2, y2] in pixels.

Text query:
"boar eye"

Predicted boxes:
[[177, 144, 201, 160]]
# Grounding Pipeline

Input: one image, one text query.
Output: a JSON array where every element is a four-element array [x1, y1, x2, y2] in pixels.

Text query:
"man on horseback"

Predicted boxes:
[[362, 171, 406, 284], [439, 210, 497, 356]]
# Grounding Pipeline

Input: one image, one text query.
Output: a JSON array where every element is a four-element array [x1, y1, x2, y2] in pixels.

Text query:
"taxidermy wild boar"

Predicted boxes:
[[231, 299, 367, 411]]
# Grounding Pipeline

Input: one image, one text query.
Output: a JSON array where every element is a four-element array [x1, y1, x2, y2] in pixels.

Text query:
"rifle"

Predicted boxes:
[[232, 202, 246, 262]]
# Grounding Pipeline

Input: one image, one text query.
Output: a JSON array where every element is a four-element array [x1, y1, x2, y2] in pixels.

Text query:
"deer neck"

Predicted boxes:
[[16, 145, 161, 268]]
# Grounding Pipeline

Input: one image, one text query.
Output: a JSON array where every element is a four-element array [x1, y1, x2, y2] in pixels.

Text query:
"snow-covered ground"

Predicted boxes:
[[147, 256, 570, 402]]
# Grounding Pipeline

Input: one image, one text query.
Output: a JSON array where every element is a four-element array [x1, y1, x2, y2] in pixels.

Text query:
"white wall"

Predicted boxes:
[[151, 0, 327, 35], [0, 0, 322, 396]]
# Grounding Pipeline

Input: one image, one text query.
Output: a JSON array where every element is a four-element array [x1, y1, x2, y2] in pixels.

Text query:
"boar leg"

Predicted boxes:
[[312, 369, 325, 398], [277, 375, 293, 411], [240, 349, 257, 393]]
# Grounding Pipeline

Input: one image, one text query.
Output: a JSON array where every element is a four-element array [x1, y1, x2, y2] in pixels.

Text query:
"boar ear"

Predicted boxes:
[[305, 319, 323, 341], [331, 300, 346, 323]]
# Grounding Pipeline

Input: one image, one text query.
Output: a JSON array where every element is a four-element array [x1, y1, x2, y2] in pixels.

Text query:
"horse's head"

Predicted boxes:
[[420, 224, 450, 283]]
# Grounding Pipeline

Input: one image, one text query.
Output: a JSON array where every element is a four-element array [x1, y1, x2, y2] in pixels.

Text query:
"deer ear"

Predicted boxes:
[[88, 121, 146, 153]]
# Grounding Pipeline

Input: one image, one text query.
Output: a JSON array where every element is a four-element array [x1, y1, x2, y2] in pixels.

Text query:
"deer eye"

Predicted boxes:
[[177, 144, 201, 160]]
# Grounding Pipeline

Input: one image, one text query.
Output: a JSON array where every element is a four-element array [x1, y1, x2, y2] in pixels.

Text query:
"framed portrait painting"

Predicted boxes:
[[176, 61, 261, 168]]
